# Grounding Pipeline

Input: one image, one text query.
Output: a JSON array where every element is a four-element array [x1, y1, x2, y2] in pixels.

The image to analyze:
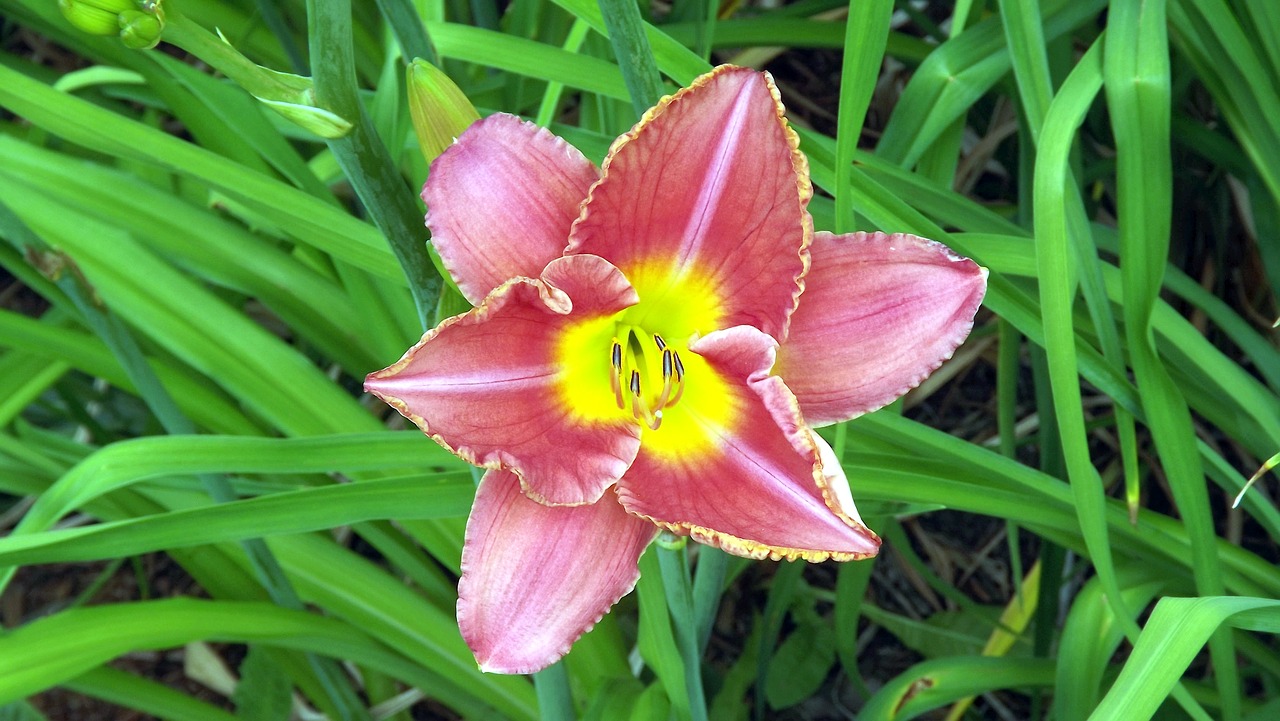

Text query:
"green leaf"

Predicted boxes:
[[0, 599, 405, 705], [233, 645, 295, 721], [65, 665, 239, 721], [859, 656, 1055, 721], [764, 621, 836, 709], [0, 475, 472, 568], [0, 701, 47, 721], [1093, 597, 1280, 721]]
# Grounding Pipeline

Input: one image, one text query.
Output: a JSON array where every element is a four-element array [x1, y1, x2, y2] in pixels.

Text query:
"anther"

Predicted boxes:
[[656, 349, 675, 409], [608, 328, 683, 428], [667, 350, 686, 406], [610, 338, 625, 408]]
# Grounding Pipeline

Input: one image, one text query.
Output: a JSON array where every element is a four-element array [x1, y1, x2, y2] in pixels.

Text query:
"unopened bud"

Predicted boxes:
[[60, 0, 165, 50], [407, 59, 480, 163], [119, 9, 163, 50], [59, 0, 131, 36], [258, 99, 353, 139]]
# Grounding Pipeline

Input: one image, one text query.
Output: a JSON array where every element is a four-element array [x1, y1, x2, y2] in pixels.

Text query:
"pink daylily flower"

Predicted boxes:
[[365, 65, 986, 674]]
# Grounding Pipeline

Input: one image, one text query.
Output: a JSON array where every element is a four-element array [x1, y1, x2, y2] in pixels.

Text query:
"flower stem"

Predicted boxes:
[[162, 10, 309, 102], [374, 0, 439, 66], [533, 661, 575, 721], [596, 0, 665, 117], [656, 534, 709, 721], [833, 0, 893, 234], [690, 545, 728, 653], [307, 0, 444, 331], [755, 559, 805, 721], [252, 0, 308, 73]]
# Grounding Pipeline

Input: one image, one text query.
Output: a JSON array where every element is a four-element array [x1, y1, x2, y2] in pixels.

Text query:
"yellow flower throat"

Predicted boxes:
[[556, 259, 739, 457]]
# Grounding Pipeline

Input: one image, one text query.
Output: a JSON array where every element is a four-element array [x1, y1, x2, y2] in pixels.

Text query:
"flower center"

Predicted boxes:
[[609, 325, 686, 430]]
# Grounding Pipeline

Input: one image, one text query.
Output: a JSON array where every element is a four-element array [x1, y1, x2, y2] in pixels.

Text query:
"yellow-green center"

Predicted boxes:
[[555, 258, 742, 458]]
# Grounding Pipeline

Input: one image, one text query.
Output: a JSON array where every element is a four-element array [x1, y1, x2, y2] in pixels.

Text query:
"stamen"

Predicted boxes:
[[608, 328, 683, 428], [655, 349, 675, 409], [629, 370, 661, 430], [610, 338, 625, 408], [667, 350, 686, 406]]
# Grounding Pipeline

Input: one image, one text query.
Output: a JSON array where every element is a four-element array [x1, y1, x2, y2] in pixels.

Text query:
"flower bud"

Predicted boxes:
[[407, 59, 480, 163], [118, 9, 164, 50], [258, 99, 353, 139], [60, 0, 165, 50], [58, 0, 132, 36]]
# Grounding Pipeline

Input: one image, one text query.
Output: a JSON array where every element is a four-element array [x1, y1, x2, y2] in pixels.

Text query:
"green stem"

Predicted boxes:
[[694, 0, 716, 62], [833, 559, 873, 700], [656, 535, 708, 721], [834, 0, 893, 234], [162, 11, 310, 102], [997, 319, 1025, 600], [375, 0, 439, 65], [754, 559, 804, 721], [253, 0, 308, 73], [469, 0, 501, 31], [535, 18, 591, 127], [308, 0, 443, 331], [690, 546, 728, 654], [533, 661, 575, 721], [597, 0, 665, 116]]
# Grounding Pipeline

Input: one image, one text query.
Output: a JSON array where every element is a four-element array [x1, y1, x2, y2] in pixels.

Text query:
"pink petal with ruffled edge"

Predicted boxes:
[[567, 65, 812, 340], [615, 326, 879, 561], [777, 231, 987, 427], [458, 470, 657, 674], [424, 114, 599, 304], [365, 255, 641, 505]]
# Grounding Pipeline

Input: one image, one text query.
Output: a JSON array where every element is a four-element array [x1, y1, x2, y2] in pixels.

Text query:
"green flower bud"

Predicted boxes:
[[59, 0, 130, 36], [118, 9, 164, 50], [407, 59, 480, 163], [257, 98, 353, 139], [60, 0, 166, 50]]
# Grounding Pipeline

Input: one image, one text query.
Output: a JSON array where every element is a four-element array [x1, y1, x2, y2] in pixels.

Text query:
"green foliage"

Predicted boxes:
[[1, 0, 1278, 718], [233, 646, 296, 721]]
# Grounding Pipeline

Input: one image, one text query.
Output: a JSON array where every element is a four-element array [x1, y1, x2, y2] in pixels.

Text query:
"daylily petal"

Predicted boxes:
[[567, 65, 812, 340], [424, 113, 599, 304], [616, 326, 880, 561], [365, 255, 641, 505], [777, 231, 987, 426], [813, 432, 868, 528], [458, 470, 657, 674]]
